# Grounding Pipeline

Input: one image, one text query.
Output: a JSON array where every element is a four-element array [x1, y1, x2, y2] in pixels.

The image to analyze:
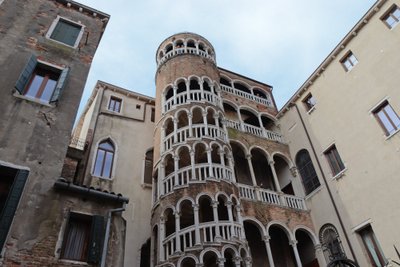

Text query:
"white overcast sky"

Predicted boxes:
[[75, 0, 376, 117]]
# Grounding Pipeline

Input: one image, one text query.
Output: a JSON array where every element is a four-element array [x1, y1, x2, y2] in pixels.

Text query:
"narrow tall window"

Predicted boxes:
[[382, 5, 400, 29], [373, 101, 400, 136], [93, 140, 115, 178], [150, 108, 155, 122], [324, 145, 345, 176], [108, 96, 122, 112], [340, 51, 358, 72], [302, 93, 316, 111], [143, 148, 153, 185], [296, 149, 320, 194], [358, 225, 387, 267]]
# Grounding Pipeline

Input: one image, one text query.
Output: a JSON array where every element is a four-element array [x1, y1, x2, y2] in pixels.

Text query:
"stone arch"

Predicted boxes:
[[165, 42, 173, 54], [266, 221, 293, 240], [176, 145, 191, 169], [193, 141, 208, 164], [175, 77, 188, 95], [295, 226, 320, 267], [220, 75, 232, 87], [210, 142, 222, 164], [271, 151, 294, 168], [294, 225, 319, 245], [177, 254, 199, 267], [197, 193, 214, 223], [199, 247, 222, 263], [232, 80, 251, 94], [174, 39, 185, 48], [243, 217, 267, 236], [191, 106, 204, 125]]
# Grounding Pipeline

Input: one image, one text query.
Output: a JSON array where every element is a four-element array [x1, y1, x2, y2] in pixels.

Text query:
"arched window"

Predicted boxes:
[[93, 139, 115, 178], [319, 224, 346, 262], [296, 149, 320, 195], [143, 148, 153, 185]]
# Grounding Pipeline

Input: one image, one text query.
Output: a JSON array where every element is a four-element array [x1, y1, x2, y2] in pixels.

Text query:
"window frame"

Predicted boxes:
[[302, 93, 316, 112], [357, 225, 388, 267], [340, 51, 358, 72], [92, 139, 115, 179], [372, 100, 400, 137], [324, 144, 345, 177], [142, 148, 154, 186], [381, 4, 400, 29], [296, 149, 321, 195], [46, 15, 85, 48], [108, 96, 122, 113]]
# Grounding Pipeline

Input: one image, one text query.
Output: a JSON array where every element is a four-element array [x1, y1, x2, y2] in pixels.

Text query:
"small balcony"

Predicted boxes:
[[238, 184, 306, 210], [220, 84, 274, 108], [163, 90, 221, 114], [226, 119, 285, 143], [158, 46, 216, 68]]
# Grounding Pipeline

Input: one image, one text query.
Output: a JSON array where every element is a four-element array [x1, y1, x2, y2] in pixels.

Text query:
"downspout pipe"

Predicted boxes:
[[101, 203, 127, 267], [293, 103, 358, 264]]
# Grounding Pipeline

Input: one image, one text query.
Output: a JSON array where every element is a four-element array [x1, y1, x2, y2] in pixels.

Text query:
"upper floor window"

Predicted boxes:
[[150, 108, 155, 122], [373, 100, 400, 136], [15, 55, 69, 104], [61, 212, 105, 264], [302, 93, 316, 112], [296, 149, 320, 195], [46, 16, 84, 48], [93, 140, 115, 178], [324, 145, 345, 176], [143, 148, 153, 185], [357, 225, 387, 267], [108, 96, 122, 112], [340, 51, 358, 72], [319, 224, 346, 262], [382, 5, 400, 29]]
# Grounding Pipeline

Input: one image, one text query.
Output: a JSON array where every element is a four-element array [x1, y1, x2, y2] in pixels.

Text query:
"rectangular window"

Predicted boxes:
[[302, 93, 316, 111], [151, 108, 155, 122], [382, 5, 400, 29], [61, 213, 105, 264], [358, 225, 387, 267], [324, 145, 345, 176], [373, 101, 400, 136], [108, 96, 122, 112], [15, 55, 69, 103], [340, 51, 358, 72], [46, 16, 84, 48]]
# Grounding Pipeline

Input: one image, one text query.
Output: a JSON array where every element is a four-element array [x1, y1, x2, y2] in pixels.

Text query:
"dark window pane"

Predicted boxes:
[[50, 19, 81, 46], [41, 79, 57, 102], [93, 150, 105, 176], [99, 142, 114, 151], [103, 152, 113, 178], [25, 75, 43, 98], [62, 215, 91, 261]]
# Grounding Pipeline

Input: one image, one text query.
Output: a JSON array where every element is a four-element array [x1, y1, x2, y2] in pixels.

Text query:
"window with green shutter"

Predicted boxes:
[[47, 16, 83, 47]]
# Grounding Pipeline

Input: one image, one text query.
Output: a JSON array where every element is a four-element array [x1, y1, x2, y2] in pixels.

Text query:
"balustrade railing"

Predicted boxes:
[[163, 221, 242, 260], [163, 90, 221, 113], [163, 125, 227, 152], [158, 47, 216, 68], [238, 184, 307, 210], [226, 119, 285, 143], [162, 164, 233, 195], [220, 84, 273, 107]]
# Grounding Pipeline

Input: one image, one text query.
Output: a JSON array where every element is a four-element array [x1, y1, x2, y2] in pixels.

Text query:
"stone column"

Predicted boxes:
[[161, 125, 166, 153], [202, 110, 209, 136], [159, 163, 165, 197], [226, 201, 235, 239], [212, 200, 221, 241], [186, 80, 191, 101], [174, 156, 180, 187], [173, 118, 178, 144], [193, 204, 201, 246], [315, 244, 326, 267], [244, 257, 252, 267], [236, 205, 245, 240], [221, 118, 228, 142], [227, 154, 237, 183], [269, 160, 281, 192], [217, 258, 225, 267], [188, 113, 193, 137], [234, 256, 242, 267], [175, 212, 181, 254], [173, 85, 177, 106], [207, 148, 214, 178], [246, 154, 258, 187], [190, 150, 196, 181], [263, 236, 275, 267], [159, 216, 165, 262], [291, 240, 303, 267]]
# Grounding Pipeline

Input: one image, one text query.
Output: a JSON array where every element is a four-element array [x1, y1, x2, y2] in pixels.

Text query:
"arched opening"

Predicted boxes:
[[190, 79, 200, 90], [240, 109, 260, 127], [220, 77, 231, 87], [240, 248, 247, 267], [223, 102, 238, 121], [230, 142, 252, 185], [181, 257, 196, 267], [164, 154, 174, 177], [260, 115, 276, 132], [144, 148, 153, 185], [152, 225, 158, 266], [203, 80, 211, 92], [177, 110, 189, 129], [176, 40, 184, 48], [153, 170, 158, 202], [250, 148, 275, 190], [140, 238, 151, 267], [273, 155, 294, 195], [192, 107, 204, 124], [269, 225, 296, 267], [187, 40, 196, 48], [224, 248, 236, 267], [178, 146, 191, 169], [296, 149, 320, 195], [164, 118, 174, 137], [296, 230, 319, 267], [177, 80, 187, 96], [165, 44, 173, 54], [194, 143, 208, 164], [198, 42, 205, 52], [93, 139, 115, 178], [165, 86, 174, 101], [253, 88, 267, 99], [207, 109, 216, 126], [211, 144, 221, 164], [233, 82, 251, 94], [217, 195, 229, 221], [199, 195, 214, 223], [180, 200, 194, 229], [158, 51, 164, 60], [164, 208, 175, 237], [243, 221, 268, 267], [203, 251, 218, 267], [231, 197, 238, 222]]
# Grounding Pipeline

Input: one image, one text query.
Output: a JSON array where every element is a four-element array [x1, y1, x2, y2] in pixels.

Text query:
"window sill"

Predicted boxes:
[[332, 168, 347, 180], [305, 185, 324, 200], [385, 128, 400, 140], [13, 93, 55, 107], [307, 105, 316, 114], [58, 259, 88, 265], [91, 174, 113, 181]]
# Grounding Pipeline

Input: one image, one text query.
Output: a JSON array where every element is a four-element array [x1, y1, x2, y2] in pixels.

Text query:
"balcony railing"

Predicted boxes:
[[158, 47, 216, 67], [162, 164, 233, 196], [225, 119, 285, 143], [238, 184, 307, 210], [163, 221, 243, 260], [163, 125, 227, 152], [163, 90, 221, 113], [69, 136, 86, 150], [220, 84, 273, 108]]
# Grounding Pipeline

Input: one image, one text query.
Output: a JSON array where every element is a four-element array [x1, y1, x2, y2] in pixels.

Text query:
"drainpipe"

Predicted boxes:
[[101, 203, 127, 267], [292, 103, 358, 264]]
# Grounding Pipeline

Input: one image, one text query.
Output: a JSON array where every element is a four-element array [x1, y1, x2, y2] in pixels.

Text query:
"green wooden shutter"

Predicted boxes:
[[50, 67, 70, 103], [0, 169, 29, 250], [87, 215, 105, 264], [15, 55, 37, 94]]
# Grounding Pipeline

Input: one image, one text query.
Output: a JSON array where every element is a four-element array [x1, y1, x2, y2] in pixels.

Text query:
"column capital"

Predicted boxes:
[[174, 155, 180, 161], [225, 201, 233, 207], [245, 154, 252, 160], [290, 240, 298, 246], [269, 160, 275, 165], [202, 110, 208, 117], [212, 200, 219, 208], [233, 256, 242, 263], [217, 258, 226, 264], [290, 166, 298, 177], [192, 203, 199, 210], [173, 118, 179, 123], [188, 112, 193, 119], [314, 243, 322, 250], [174, 211, 181, 217], [160, 216, 166, 223], [262, 235, 271, 242]]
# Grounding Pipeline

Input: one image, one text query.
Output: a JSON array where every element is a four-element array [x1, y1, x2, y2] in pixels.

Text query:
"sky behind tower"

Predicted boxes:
[[74, 0, 376, 118]]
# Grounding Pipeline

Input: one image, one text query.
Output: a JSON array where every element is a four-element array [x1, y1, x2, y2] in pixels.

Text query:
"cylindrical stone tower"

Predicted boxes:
[[151, 33, 248, 267]]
